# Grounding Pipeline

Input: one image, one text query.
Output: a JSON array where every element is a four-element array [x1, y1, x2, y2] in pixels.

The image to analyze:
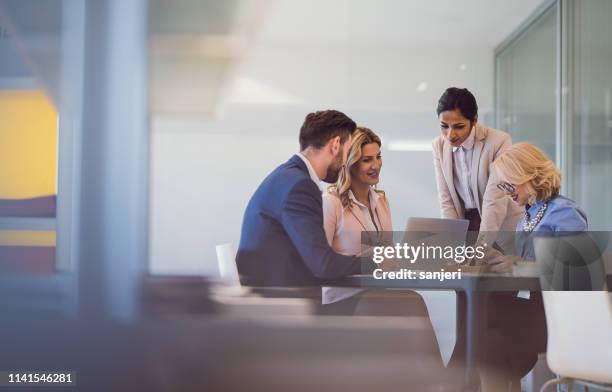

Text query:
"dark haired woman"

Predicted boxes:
[[431, 87, 523, 388], [432, 87, 522, 238]]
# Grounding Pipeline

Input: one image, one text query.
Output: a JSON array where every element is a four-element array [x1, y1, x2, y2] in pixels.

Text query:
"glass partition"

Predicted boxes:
[[570, 0, 612, 230], [495, 2, 558, 161], [496, 0, 612, 230]]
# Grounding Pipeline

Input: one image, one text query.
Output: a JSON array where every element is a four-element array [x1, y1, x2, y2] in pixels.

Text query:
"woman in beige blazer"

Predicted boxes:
[[322, 126, 393, 306], [431, 87, 522, 385], [321, 126, 442, 367], [322, 127, 432, 320], [432, 87, 522, 240]]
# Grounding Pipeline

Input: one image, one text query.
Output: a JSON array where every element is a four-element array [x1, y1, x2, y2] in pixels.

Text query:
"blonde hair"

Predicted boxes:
[[328, 126, 383, 207], [493, 142, 561, 205]]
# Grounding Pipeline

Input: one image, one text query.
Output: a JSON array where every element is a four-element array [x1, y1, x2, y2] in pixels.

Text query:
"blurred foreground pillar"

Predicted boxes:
[[78, 0, 149, 322]]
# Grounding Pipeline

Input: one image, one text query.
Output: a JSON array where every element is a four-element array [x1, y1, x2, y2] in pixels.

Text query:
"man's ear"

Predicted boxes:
[[329, 135, 341, 155], [472, 114, 478, 127]]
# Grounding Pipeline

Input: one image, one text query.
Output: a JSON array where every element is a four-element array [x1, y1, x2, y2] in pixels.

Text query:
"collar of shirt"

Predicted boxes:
[[452, 126, 476, 153], [348, 188, 380, 210], [296, 152, 320, 184]]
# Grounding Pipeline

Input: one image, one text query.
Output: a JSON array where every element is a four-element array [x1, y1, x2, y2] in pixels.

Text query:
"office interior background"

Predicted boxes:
[[0, 0, 611, 390]]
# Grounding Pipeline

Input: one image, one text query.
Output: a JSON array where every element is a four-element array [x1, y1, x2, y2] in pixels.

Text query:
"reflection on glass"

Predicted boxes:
[[496, 4, 557, 161], [571, 0, 612, 230]]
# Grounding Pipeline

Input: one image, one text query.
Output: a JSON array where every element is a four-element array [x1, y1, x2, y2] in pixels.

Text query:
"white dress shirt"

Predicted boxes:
[[296, 152, 320, 184], [452, 127, 477, 209]]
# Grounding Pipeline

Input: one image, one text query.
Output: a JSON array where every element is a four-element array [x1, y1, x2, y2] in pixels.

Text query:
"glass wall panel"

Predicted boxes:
[[570, 0, 612, 230], [495, 3, 557, 161]]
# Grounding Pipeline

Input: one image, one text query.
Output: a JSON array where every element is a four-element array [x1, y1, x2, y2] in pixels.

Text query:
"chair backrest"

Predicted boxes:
[[534, 234, 612, 384], [215, 243, 240, 287], [540, 292, 612, 384], [534, 233, 606, 291]]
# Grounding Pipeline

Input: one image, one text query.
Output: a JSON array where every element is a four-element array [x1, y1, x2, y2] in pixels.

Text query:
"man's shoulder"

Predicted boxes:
[[271, 161, 315, 189], [255, 158, 319, 201]]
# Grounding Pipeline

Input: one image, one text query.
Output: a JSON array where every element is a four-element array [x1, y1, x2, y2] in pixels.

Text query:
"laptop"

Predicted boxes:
[[404, 217, 469, 235], [402, 217, 470, 266]]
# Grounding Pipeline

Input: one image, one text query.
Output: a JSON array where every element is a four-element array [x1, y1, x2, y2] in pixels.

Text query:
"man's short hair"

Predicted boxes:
[[299, 110, 356, 151]]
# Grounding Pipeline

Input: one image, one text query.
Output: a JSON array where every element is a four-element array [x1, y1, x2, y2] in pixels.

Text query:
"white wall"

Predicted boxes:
[[149, 128, 297, 275]]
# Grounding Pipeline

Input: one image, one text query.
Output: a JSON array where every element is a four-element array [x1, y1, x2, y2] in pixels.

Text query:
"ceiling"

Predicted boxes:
[[256, 0, 547, 48], [0, 0, 548, 120], [201, 0, 548, 126]]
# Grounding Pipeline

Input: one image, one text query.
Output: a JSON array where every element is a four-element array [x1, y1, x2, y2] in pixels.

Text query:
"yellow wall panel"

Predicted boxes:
[[0, 90, 58, 198], [0, 230, 56, 246]]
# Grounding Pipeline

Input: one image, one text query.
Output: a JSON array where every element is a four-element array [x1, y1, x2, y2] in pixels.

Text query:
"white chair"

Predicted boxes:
[[214, 243, 314, 316], [215, 243, 240, 286], [215, 243, 251, 297], [534, 235, 612, 391]]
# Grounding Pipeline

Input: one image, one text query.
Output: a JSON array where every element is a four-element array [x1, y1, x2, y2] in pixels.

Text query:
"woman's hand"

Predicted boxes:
[[487, 254, 521, 273], [381, 256, 400, 272], [477, 246, 519, 273], [486, 254, 512, 272]]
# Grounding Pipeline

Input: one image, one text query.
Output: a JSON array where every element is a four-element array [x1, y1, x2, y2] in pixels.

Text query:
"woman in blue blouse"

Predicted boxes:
[[494, 142, 587, 263], [479, 142, 588, 392]]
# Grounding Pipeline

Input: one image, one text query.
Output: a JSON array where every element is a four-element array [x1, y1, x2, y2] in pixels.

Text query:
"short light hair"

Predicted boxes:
[[493, 142, 560, 205]]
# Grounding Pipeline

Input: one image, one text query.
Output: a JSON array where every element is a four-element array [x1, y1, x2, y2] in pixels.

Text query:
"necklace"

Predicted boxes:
[[349, 205, 382, 245], [523, 201, 548, 232]]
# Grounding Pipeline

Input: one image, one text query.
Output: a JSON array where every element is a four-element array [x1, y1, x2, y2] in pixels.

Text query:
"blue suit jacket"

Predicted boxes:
[[236, 155, 362, 286]]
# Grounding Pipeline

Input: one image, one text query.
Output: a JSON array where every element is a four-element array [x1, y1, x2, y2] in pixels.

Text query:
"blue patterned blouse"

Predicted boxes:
[[516, 195, 588, 260]]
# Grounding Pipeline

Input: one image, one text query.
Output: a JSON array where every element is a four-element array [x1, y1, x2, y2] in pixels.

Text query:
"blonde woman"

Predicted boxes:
[[321, 127, 429, 318], [478, 142, 587, 392], [493, 142, 587, 261]]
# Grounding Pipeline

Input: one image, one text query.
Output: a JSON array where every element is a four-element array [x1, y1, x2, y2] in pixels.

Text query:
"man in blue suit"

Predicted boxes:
[[236, 110, 365, 287]]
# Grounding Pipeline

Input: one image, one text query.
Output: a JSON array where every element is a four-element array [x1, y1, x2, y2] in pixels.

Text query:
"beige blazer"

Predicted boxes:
[[322, 189, 392, 255], [321, 188, 392, 304], [431, 124, 522, 234]]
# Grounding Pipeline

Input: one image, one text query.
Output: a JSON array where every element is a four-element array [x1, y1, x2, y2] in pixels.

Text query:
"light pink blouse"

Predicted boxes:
[[321, 188, 393, 304]]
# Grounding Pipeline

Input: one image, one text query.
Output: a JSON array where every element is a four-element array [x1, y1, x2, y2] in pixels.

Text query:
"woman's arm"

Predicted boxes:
[[379, 192, 393, 231], [432, 138, 460, 219], [480, 133, 515, 232], [321, 192, 340, 246], [376, 193, 395, 247], [281, 181, 361, 279]]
